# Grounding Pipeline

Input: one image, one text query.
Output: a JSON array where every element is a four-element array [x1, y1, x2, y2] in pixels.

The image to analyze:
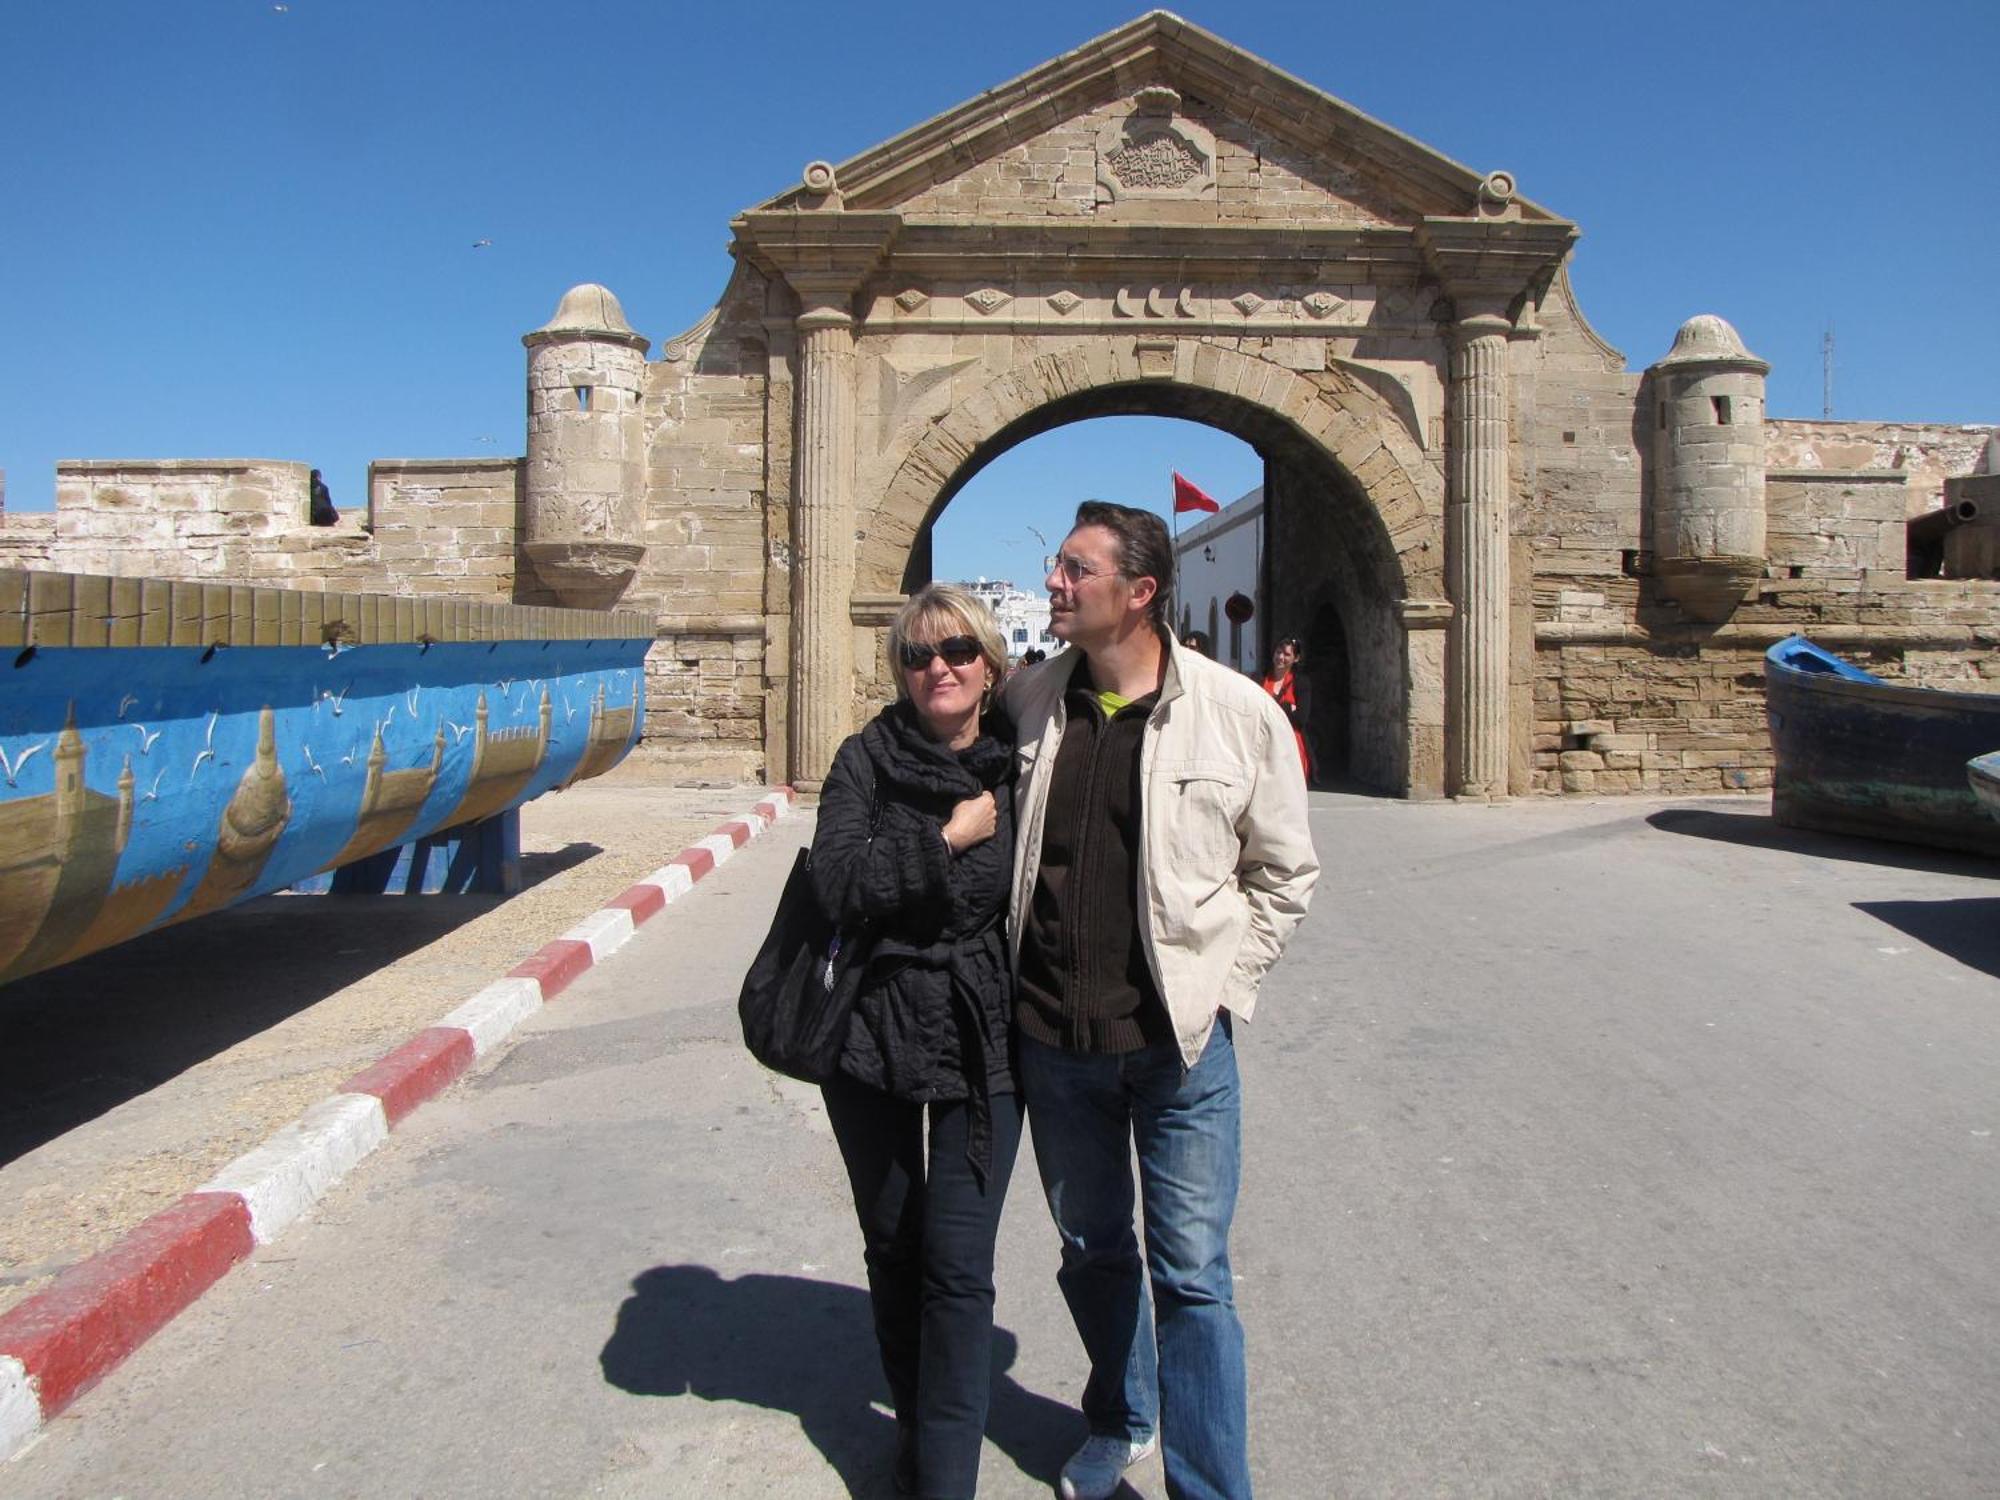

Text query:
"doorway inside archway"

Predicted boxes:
[[915, 409, 1395, 793], [929, 415, 1259, 665]]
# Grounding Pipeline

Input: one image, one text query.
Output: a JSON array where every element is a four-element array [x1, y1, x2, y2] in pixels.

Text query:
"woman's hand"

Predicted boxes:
[[940, 790, 998, 854]]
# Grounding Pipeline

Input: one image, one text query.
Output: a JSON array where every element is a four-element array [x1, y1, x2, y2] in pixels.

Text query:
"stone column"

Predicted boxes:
[[1448, 307, 1512, 799], [790, 288, 857, 790]]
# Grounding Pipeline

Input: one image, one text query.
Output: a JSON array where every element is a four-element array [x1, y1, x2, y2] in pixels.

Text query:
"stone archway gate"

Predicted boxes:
[[643, 13, 1578, 795]]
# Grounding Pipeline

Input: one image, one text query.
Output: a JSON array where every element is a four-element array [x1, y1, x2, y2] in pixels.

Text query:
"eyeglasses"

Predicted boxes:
[[898, 635, 983, 671], [1044, 553, 1112, 585]]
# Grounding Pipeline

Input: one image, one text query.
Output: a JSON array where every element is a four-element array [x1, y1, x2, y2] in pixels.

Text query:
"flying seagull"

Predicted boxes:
[[0, 742, 47, 787]]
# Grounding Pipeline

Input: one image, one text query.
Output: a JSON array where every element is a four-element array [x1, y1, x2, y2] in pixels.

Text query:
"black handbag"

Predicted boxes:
[[737, 777, 881, 1083]]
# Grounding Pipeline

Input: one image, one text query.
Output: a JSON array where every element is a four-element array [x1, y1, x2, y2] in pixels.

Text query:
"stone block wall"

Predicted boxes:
[[619, 273, 780, 785], [365, 459, 523, 599], [51, 460, 328, 580], [0, 512, 55, 568], [1766, 472, 1906, 576], [1768, 419, 1996, 518], [1532, 570, 2000, 794], [23, 457, 526, 598]]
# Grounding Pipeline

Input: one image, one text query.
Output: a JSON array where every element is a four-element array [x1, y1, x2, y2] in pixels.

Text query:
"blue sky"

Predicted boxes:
[[3, 0, 1993, 587]]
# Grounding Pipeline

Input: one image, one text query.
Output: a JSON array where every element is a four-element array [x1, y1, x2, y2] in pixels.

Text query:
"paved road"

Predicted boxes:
[[7, 794, 1998, 1498]]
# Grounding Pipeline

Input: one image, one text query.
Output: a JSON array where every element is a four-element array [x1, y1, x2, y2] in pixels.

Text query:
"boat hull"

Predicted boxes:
[[1764, 636, 2000, 857], [1972, 752, 2000, 824]]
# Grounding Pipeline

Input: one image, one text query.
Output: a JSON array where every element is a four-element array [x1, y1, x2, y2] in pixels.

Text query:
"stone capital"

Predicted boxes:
[[730, 210, 900, 321], [1415, 216, 1577, 324], [795, 299, 855, 333], [1449, 307, 1515, 345]]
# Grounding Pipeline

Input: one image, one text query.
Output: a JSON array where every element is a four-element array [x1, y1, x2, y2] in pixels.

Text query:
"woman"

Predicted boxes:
[[1261, 636, 1312, 781], [809, 583, 1019, 1500]]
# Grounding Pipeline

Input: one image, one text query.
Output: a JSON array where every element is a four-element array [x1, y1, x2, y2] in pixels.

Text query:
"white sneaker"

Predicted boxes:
[[1058, 1432, 1159, 1500]]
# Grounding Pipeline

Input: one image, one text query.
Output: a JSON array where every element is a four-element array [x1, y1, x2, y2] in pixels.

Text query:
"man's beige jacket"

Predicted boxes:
[[1002, 633, 1322, 1067]]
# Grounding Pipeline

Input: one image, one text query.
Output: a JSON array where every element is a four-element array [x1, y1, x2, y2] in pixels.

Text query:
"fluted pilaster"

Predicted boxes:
[[1448, 312, 1512, 799], [790, 302, 857, 789]]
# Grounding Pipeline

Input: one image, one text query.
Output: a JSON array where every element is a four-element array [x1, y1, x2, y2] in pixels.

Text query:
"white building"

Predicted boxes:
[[1172, 485, 1263, 673], [959, 577, 1059, 661]]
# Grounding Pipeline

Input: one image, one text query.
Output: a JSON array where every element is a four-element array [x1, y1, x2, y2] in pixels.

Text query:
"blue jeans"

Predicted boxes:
[[1020, 1018, 1250, 1500]]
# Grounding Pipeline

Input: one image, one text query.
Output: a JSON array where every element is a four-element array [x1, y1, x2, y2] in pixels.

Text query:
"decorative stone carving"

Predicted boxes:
[[894, 288, 929, 312], [1094, 92, 1216, 204], [801, 160, 840, 201], [1475, 169, 1518, 219], [1231, 292, 1265, 317], [966, 287, 1011, 315], [1301, 291, 1345, 319], [1047, 290, 1082, 315], [1113, 287, 1199, 319], [659, 306, 720, 364], [1107, 134, 1203, 190]]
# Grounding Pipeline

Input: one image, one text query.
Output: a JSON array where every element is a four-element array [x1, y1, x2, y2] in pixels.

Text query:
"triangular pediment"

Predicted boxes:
[[746, 11, 1564, 229]]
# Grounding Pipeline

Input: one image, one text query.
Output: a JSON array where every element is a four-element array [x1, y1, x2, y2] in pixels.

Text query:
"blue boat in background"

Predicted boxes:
[[1764, 635, 2000, 857], [1972, 751, 2000, 825]]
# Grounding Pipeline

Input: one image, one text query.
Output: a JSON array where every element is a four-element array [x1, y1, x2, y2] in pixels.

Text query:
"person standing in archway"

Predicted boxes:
[[1003, 502, 1319, 1500], [1259, 638, 1312, 783]]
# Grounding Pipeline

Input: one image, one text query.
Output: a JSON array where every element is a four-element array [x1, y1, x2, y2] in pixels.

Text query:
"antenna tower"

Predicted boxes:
[[1821, 325, 1835, 418]]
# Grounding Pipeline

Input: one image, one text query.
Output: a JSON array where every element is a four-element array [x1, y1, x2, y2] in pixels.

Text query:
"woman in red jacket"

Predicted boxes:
[[1260, 637, 1312, 782]]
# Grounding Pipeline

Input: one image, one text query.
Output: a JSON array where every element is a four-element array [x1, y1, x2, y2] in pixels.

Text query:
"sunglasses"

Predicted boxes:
[[898, 635, 983, 671]]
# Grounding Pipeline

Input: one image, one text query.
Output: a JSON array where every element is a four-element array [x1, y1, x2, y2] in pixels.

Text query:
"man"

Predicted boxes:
[[1001, 501, 1320, 1500]]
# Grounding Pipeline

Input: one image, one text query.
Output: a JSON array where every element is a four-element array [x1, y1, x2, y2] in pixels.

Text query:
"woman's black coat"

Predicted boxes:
[[809, 698, 1017, 1108]]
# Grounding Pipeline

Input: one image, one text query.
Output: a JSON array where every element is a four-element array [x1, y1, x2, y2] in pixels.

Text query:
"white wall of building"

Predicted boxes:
[[1172, 486, 1263, 673], [959, 578, 1060, 660]]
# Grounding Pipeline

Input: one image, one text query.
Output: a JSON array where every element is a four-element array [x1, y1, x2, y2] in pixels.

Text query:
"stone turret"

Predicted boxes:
[[1646, 315, 1770, 621], [521, 284, 651, 608]]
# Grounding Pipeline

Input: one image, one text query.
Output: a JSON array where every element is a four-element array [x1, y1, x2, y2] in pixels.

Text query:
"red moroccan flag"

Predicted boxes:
[[1172, 472, 1220, 514]]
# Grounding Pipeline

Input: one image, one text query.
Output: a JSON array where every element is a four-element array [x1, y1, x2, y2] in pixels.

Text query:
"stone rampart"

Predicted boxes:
[[1768, 418, 1995, 517]]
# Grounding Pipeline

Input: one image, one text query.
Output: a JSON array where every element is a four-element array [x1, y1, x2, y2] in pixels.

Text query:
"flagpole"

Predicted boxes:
[[1170, 472, 1181, 632]]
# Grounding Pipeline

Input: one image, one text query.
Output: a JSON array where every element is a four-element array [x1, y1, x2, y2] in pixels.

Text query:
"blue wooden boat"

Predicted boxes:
[[1764, 635, 2000, 856], [0, 570, 653, 986], [1972, 751, 2000, 824]]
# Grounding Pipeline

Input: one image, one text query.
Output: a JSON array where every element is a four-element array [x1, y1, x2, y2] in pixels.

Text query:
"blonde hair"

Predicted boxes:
[[887, 583, 1008, 705]]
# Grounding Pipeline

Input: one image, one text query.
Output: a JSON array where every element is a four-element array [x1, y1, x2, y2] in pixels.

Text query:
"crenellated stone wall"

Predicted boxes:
[[366, 459, 523, 599], [1768, 419, 1992, 517]]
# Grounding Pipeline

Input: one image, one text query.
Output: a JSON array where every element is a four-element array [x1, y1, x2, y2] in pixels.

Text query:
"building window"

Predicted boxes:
[[1712, 394, 1732, 425], [575, 385, 593, 412], [1013, 627, 1027, 643]]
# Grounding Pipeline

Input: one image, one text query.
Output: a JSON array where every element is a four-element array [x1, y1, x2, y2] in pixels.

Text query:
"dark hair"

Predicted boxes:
[[1072, 500, 1173, 628], [1180, 629, 1212, 657], [1272, 636, 1303, 665]]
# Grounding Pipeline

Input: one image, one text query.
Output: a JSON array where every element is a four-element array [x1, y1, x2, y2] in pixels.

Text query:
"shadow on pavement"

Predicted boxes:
[[0, 841, 601, 1166], [1647, 807, 2000, 878], [601, 1264, 1075, 1496], [1855, 898, 2000, 980]]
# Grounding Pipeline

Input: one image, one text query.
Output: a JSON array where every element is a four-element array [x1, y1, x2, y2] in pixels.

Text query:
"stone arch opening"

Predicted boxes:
[[864, 360, 1444, 796]]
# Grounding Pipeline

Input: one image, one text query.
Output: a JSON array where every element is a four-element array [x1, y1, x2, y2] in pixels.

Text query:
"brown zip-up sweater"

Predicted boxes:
[[1014, 671, 1173, 1054]]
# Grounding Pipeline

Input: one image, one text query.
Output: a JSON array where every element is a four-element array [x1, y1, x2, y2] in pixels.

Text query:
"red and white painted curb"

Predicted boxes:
[[0, 787, 797, 1461]]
